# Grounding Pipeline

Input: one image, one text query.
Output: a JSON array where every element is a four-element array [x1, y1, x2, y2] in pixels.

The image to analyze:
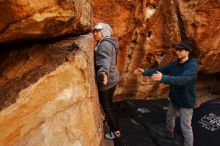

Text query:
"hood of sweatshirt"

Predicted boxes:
[[101, 36, 119, 50]]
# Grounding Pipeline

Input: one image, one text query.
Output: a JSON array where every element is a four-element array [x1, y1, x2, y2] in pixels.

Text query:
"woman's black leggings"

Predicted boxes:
[[99, 85, 119, 131]]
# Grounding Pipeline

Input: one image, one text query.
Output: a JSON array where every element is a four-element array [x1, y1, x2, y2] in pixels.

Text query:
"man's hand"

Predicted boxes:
[[99, 72, 108, 86], [151, 71, 162, 81], [134, 68, 144, 75]]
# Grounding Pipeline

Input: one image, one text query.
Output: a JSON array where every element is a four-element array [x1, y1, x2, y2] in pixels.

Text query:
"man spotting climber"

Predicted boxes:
[[134, 40, 199, 146]]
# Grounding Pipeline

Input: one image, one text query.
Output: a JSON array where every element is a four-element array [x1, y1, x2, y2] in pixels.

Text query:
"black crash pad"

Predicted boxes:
[[112, 98, 220, 146]]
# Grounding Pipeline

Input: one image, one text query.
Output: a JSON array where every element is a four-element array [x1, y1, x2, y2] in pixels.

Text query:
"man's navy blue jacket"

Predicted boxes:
[[144, 58, 199, 108]]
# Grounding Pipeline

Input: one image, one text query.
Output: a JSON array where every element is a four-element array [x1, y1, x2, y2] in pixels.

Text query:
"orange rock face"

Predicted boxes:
[[0, 35, 105, 146], [0, 0, 92, 44], [92, 0, 220, 99], [0, 1, 113, 145]]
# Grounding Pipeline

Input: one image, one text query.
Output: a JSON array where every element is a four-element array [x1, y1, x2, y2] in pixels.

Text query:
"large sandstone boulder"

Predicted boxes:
[[92, 0, 220, 99], [0, 35, 106, 146], [0, 0, 92, 44]]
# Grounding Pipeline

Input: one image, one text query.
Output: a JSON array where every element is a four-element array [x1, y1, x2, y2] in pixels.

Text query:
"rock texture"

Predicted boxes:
[[92, 0, 220, 99], [178, 0, 220, 74], [0, 35, 105, 146], [0, 1, 114, 145], [0, 0, 92, 44]]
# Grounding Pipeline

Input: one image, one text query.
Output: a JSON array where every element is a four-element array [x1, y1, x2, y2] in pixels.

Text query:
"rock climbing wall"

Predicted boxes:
[[92, 0, 220, 99], [0, 0, 92, 44], [0, 0, 110, 146], [0, 35, 105, 146]]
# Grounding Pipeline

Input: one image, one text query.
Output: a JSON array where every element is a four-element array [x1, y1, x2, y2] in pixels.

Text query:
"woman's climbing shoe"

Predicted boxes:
[[104, 130, 121, 140]]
